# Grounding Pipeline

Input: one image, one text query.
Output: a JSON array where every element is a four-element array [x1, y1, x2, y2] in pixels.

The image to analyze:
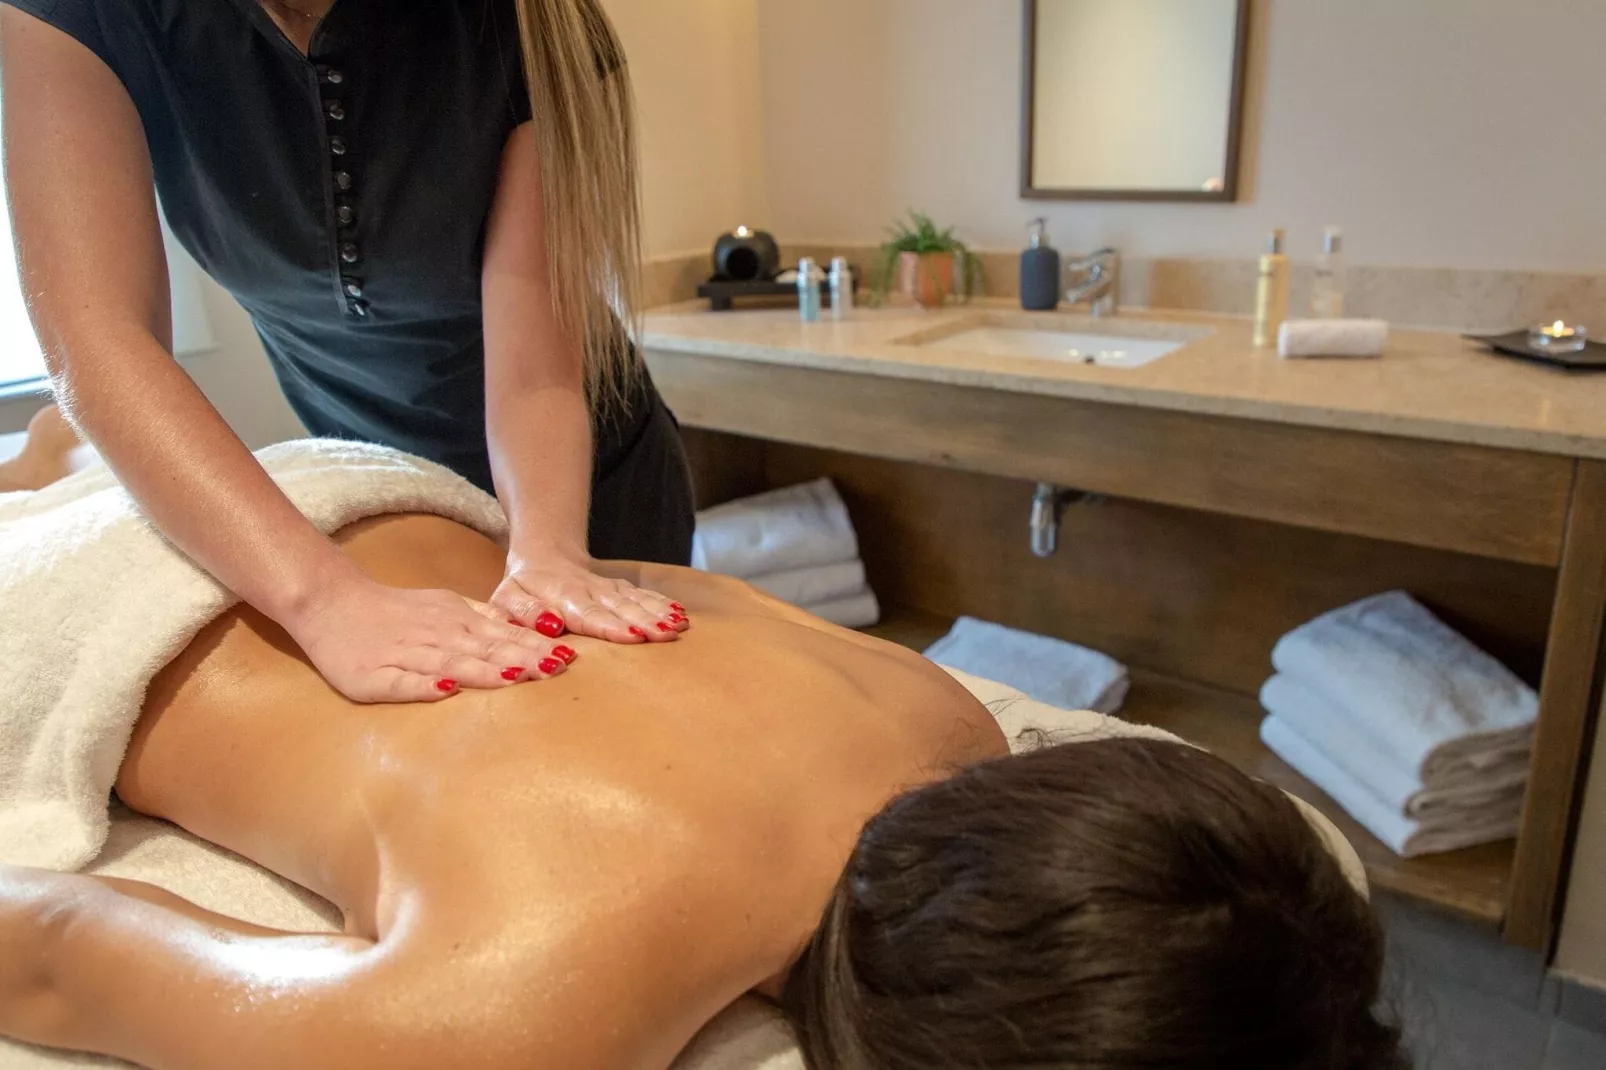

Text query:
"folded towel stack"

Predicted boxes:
[[924, 617, 1130, 715], [691, 479, 879, 628], [1259, 591, 1537, 858]]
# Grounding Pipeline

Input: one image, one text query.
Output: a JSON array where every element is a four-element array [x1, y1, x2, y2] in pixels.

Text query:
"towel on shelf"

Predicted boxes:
[[749, 559, 867, 607], [923, 617, 1129, 715], [0, 440, 509, 873], [1271, 591, 1538, 781], [1261, 716, 1521, 857], [1260, 675, 1530, 820], [691, 478, 859, 578], [803, 588, 881, 629]]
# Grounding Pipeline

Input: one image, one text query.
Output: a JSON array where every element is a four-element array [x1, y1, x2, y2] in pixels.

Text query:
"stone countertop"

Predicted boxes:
[[641, 300, 1606, 460]]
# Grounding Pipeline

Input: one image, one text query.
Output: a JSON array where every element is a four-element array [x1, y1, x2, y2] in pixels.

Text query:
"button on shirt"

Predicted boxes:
[[2, 0, 627, 493]]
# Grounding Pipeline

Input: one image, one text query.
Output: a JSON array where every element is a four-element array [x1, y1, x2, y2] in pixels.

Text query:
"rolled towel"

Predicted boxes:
[[1278, 318, 1388, 359], [804, 587, 881, 629], [749, 559, 868, 608], [923, 617, 1129, 715], [692, 479, 859, 578], [1261, 675, 1529, 820], [1272, 591, 1538, 782], [1261, 716, 1521, 857]]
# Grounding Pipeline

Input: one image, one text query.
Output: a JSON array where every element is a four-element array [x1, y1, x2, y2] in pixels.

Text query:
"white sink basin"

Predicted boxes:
[[894, 313, 1212, 370]]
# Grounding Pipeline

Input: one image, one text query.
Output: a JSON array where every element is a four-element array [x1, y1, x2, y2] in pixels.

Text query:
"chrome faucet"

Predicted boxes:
[[1064, 247, 1120, 317]]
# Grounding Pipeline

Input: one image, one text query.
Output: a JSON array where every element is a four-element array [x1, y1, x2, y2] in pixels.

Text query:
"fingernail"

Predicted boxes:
[[436, 679, 457, 692], [669, 613, 687, 624], [538, 657, 563, 675], [656, 622, 673, 633], [552, 645, 578, 664], [670, 602, 685, 612], [534, 612, 566, 638], [629, 626, 646, 638], [501, 667, 525, 682]]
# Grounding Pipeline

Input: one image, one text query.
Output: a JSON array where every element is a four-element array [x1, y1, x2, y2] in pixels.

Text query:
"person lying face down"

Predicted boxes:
[[0, 421, 1405, 1070]]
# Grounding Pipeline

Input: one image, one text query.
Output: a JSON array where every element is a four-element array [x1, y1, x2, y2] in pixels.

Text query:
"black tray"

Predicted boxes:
[[1466, 330, 1606, 371], [697, 274, 860, 312]]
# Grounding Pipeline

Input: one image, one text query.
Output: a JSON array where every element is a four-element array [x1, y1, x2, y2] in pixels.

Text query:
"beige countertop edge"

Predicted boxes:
[[639, 333, 1606, 462]]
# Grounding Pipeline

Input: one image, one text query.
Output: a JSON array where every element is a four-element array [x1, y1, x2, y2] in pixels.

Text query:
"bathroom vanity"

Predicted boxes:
[[642, 300, 1606, 953]]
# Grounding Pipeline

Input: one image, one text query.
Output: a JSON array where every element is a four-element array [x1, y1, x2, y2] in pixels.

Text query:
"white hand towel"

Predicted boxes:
[[0, 440, 509, 872], [1271, 591, 1538, 782], [923, 617, 1129, 715], [749, 559, 868, 607], [1261, 716, 1521, 857], [1260, 675, 1529, 819], [1278, 318, 1388, 358], [804, 587, 881, 629], [691, 478, 859, 578]]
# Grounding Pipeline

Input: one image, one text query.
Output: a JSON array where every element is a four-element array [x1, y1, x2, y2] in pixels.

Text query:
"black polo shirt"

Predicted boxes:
[[4, 0, 636, 492]]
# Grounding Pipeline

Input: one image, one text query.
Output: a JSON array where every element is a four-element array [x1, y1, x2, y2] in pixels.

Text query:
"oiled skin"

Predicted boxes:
[[0, 511, 1005, 1070]]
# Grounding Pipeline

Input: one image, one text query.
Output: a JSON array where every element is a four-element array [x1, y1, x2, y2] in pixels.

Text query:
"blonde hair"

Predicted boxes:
[[514, 0, 642, 410]]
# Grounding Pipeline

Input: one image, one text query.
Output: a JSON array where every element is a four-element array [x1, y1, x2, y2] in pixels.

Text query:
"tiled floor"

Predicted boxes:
[[1379, 895, 1606, 1070]]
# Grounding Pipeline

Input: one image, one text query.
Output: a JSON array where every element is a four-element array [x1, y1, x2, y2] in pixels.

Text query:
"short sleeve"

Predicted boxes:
[[0, 0, 113, 69]]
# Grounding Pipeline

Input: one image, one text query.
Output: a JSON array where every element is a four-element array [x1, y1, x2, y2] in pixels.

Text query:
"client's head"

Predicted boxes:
[[781, 737, 1404, 1070]]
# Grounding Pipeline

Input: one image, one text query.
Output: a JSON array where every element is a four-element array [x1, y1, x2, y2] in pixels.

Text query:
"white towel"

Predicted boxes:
[[1271, 591, 1538, 782], [1261, 716, 1521, 857], [692, 479, 859, 578], [1260, 675, 1529, 820], [801, 587, 881, 629], [749, 559, 867, 607], [923, 617, 1129, 715], [1277, 318, 1388, 358], [0, 440, 508, 873]]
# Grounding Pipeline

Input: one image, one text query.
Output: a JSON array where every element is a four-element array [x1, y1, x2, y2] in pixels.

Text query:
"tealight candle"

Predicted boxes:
[[1530, 320, 1588, 353]]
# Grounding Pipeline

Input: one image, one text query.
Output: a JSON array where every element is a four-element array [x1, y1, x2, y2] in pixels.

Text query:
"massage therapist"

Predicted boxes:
[[1, 0, 694, 702]]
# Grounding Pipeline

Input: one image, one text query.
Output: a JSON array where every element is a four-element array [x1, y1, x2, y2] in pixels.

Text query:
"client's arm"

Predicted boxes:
[[1, 864, 675, 1070]]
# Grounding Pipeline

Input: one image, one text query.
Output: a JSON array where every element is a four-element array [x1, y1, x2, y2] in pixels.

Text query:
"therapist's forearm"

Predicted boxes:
[[52, 326, 360, 621], [487, 380, 594, 560]]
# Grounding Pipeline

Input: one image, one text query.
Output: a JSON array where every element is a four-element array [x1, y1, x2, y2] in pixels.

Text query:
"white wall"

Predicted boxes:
[[757, 0, 1606, 271], [604, 0, 770, 257]]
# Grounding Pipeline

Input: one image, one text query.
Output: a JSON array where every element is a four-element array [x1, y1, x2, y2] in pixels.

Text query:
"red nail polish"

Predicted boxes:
[[629, 626, 646, 638], [538, 657, 563, 675], [501, 667, 525, 682], [669, 613, 687, 624], [552, 645, 578, 664], [436, 679, 457, 692], [656, 622, 673, 633], [670, 603, 685, 612], [534, 612, 566, 638]]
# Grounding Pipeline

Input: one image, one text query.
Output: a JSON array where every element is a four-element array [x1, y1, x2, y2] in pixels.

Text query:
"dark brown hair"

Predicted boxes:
[[781, 737, 1405, 1070]]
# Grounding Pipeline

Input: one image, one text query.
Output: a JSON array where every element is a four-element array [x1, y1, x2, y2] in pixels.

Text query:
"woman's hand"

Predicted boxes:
[[492, 547, 689, 644], [285, 573, 580, 703]]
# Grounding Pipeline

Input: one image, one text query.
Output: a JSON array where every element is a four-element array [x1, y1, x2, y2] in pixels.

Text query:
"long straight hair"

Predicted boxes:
[[513, 0, 642, 411]]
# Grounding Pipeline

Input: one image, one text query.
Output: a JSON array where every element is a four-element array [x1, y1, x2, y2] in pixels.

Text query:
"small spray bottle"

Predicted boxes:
[[797, 258, 823, 322], [829, 257, 855, 320]]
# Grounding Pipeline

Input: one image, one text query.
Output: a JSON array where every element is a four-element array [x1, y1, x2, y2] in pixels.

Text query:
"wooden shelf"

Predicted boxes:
[[863, 607, 1515, 927]]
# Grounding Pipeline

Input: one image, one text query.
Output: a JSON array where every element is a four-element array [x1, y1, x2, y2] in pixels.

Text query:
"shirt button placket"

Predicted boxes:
[[317, 62, 364, 317]]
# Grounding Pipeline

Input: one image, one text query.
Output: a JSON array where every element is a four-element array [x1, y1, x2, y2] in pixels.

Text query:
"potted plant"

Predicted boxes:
[[872, 211, 985, 309]]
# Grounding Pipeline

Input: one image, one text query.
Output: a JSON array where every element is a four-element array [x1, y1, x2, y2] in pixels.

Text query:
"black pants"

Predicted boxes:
[[587, 394, 695, 566]]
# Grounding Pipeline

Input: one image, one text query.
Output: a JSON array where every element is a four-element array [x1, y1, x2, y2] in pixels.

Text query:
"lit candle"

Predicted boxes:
[[1530, 320, 1588, 353]]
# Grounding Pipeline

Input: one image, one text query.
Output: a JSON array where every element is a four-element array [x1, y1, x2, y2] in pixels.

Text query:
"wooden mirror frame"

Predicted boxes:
[[1021, 0, 1252, 203]]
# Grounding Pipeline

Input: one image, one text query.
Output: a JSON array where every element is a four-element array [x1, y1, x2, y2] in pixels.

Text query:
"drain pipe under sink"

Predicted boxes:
[[1030, 483, 1101, 558]]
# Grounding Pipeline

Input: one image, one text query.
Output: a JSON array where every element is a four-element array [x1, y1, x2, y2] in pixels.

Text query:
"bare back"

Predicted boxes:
[[114, 514, 1005, 1068]]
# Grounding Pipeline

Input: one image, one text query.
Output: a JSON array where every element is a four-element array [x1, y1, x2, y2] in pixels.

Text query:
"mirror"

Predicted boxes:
[[1022, 0, 1250, 202]]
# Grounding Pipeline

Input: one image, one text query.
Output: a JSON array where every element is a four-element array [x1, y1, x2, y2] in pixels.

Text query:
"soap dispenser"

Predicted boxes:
[[1021, 218, 1061, 311]]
